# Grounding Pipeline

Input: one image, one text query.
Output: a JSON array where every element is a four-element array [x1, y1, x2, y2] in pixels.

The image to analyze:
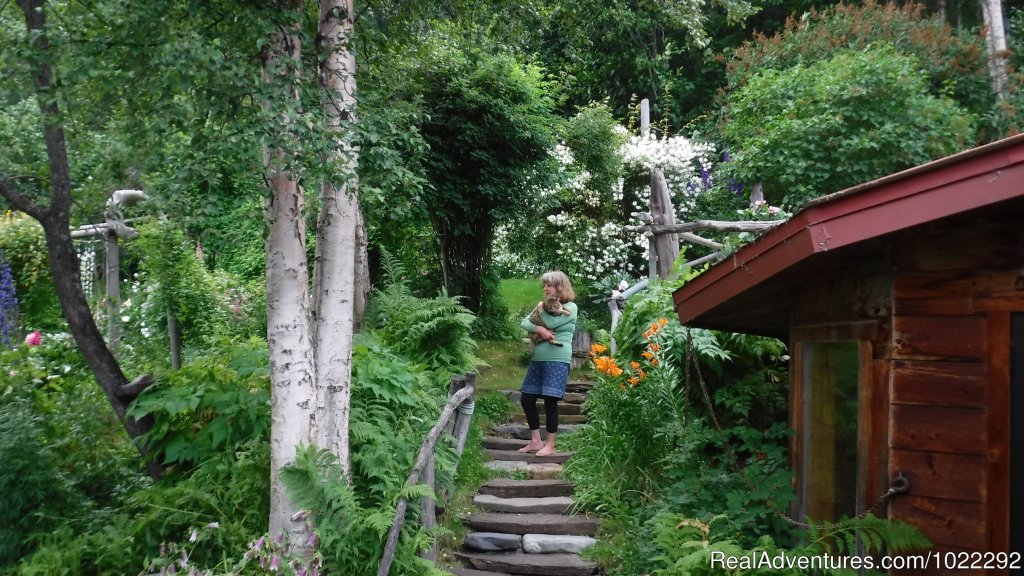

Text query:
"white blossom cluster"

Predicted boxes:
[[77, 244, 97, 299], [493, 128, 717, 285], [620, 133, 716, 216]]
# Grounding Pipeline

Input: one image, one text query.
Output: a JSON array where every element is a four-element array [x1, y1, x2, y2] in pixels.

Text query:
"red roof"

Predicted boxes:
[[673, 133, 1024, 336]]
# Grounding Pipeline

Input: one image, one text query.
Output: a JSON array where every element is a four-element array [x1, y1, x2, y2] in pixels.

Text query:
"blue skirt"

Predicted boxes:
[[520, 361, 570, 399]]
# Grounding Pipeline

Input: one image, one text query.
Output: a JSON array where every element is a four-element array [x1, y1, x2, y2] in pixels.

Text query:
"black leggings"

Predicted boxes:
[[520, 393, 559, 433]]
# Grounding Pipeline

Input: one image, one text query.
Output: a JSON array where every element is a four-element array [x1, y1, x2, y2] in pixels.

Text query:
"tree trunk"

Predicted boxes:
[[981, 0, 1009, 100], [312, 0, 359, 478], [436, 215, 492, 312], [353, 203, 371, 330], [262, 2, 316, 541], [3, 0, 159, 479]]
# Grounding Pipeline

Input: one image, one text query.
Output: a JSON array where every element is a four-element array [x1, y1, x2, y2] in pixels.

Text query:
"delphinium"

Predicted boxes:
[[0, 250, 18, 348]]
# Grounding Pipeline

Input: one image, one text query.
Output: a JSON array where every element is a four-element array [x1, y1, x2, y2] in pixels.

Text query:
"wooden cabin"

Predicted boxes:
[[673, 133, 1024, 571]]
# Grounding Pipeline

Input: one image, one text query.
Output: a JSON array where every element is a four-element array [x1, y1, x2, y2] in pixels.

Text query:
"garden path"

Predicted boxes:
[[449, 380, 600, 576]]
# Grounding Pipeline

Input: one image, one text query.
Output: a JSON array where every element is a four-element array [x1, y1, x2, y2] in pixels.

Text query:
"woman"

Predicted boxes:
[[517, 270, 577, 457]]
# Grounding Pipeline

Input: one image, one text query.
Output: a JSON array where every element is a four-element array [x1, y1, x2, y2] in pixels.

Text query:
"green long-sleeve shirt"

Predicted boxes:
[[520, 302, 578, 364]]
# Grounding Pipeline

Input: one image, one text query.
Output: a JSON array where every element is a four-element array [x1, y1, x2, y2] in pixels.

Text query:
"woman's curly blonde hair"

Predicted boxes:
[[541, 270, 576, 303]]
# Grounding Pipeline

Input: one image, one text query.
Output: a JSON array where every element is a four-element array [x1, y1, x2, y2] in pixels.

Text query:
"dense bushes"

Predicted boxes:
[[567, 279, 929, 574]]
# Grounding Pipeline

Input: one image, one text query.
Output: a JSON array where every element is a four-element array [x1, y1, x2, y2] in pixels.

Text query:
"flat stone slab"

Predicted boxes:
[[512, 413, 588, 425], [501, 390, 588, 405], [491, 424, 581, 440], [566, 380, 593, 393], [448, 568, 514, 576], [522, 534, 596, 554], [464, 532, 522, 551], [473, 494, 573, 514], [456, 551, 598, 576], [462, 513, 599, 536], [479, 479, 574, 499], [485, 460, 528, 473], [527, 463, 563, 480], [484, 436, 529, 450], [485, 461, 563, 479], [486, 449, 571, 464]]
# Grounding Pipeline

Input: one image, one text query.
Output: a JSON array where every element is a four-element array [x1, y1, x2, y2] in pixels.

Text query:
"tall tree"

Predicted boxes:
[[981, 0, 1010, 99], [260, 0, 316, 540], [412, 41, 558, 312], [0, 0, 159, 478], [260, 0, 362, 540]]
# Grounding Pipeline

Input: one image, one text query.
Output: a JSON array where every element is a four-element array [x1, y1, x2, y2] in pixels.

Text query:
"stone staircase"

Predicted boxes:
[[450, 381, 599, 576]]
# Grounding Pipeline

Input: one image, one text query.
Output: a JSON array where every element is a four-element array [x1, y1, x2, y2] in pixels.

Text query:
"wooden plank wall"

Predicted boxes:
[[889, 218, 1023, 561]]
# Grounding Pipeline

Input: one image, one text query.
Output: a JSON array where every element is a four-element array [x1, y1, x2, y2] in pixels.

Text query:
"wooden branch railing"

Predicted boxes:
[[377, 373, 476, 576]]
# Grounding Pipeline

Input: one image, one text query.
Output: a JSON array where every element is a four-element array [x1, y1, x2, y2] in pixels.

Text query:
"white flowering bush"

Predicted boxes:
[[494, 118, 718, 293]]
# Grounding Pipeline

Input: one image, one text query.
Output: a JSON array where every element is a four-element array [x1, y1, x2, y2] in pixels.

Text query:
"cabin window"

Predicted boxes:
[[801, 341, 861, 522]]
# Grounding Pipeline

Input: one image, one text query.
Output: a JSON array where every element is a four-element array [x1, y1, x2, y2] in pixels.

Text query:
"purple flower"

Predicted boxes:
[[189, 529, 198, 543], [307, 531, 319, 547], [270, 555, 281, 572]]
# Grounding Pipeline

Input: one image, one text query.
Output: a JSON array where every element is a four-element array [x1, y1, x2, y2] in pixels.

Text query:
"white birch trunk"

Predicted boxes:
[[313, 0, 359, 477], [262, 6, 316, 541], [981, 0, 1009, 100]]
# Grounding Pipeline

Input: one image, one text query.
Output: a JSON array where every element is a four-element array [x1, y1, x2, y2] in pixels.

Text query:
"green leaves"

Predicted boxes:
[[723, 44, 974, 207]]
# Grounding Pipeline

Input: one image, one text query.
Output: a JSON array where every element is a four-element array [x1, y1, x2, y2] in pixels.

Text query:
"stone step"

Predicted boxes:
[[462, 513, 599, 536], [491, 424, 582, 440], [483, 436, 530, 451], [449, 568, 514, 576], [485, 461, 563, 480], [566, 380, 593, 393], [485, 448, 571, 465], [502, 390, 588, 405], [512, 413, 588, 425], [479, 478, 574, 499], [461, 532, 596, 555], [456, 551, 598, 576], [523, 534, 596, 555], [464, 532, 522, 552], [473, 494, 573, 514]]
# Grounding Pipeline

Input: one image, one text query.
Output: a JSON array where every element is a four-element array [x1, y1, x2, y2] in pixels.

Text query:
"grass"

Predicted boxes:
[[498, 277, 542, 319]]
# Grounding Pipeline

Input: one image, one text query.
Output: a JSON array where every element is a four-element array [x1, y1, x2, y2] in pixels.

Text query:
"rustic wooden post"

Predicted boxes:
[[750, 181, 764, 207], [419, 373, 470, 561], [104, 228, 121, 353], [650, 169, 679, 279], [640, 99, 658, 279], [378, 384, 475, 576], [451, 372, 476, 456]]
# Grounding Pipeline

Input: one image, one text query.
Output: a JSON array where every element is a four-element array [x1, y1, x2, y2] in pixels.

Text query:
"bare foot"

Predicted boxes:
[[517, 443, 543, 453], [535, 445, 556, 457]]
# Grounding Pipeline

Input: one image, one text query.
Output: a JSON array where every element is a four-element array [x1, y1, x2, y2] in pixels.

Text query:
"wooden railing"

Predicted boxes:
[[376, 373, 476, 576]]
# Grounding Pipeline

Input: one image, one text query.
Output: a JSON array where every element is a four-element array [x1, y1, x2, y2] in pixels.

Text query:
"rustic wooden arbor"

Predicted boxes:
[[673, 133, 1024, 568]]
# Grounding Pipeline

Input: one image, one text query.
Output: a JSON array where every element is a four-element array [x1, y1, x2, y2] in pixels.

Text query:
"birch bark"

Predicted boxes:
[[981, 0, 1009, 100], [312, 0, 359, 477], [261, 3, 317, 539]]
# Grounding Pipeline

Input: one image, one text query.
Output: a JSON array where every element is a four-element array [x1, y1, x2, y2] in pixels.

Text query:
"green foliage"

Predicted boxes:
[[568, 275, 794, 574], [281, 446, 440, 576], [0, 212, 61, 330], [722, 44, 974, 207], [726, 1, 991, 116], [127, 339, 271, 470], [404, 33, 560, 312], [647, 512, 931, 575], [0, 400, 84, 568], [368, 252, 482, 375]]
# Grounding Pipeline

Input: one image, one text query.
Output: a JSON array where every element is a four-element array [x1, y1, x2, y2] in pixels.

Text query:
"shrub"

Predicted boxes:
[[0, 212, 61, 330], [722, 44, 974, 207]]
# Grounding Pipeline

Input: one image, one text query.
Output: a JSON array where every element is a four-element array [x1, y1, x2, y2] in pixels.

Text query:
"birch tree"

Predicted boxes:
[[980, 0, 1010, 100], [261, 0, 360, 540]]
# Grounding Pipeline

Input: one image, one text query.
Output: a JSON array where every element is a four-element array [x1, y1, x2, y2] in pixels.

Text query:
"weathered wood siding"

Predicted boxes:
[[886, 217, 1022, 567], [791, 214, 1023, 570]]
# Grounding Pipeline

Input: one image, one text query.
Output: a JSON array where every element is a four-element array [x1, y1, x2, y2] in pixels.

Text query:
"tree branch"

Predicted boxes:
[[0, 177, 45, 220], [624, 219, 784, 235]]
